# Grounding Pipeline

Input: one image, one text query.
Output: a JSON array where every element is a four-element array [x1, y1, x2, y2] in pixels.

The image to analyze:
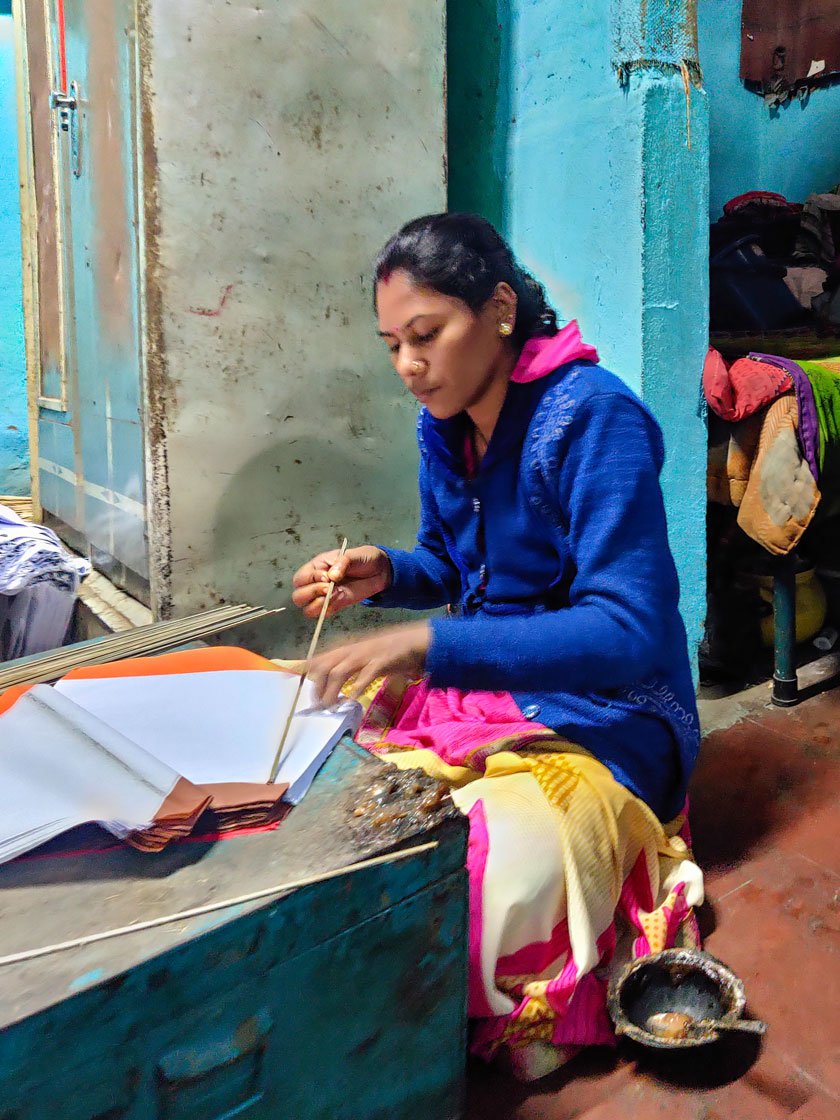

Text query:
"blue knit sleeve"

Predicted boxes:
[[426, 391, 679, 691], [366, 451, 463, 611]]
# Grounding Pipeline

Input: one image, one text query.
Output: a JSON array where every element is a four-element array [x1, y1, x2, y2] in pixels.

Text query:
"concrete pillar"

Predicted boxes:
[[449, 0, 709, 674]]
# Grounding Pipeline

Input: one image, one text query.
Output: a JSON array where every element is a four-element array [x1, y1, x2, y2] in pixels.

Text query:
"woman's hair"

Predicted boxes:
[[373, 212, 557, 346]]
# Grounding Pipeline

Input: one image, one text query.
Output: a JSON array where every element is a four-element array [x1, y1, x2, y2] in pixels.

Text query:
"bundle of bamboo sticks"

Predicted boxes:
[[0, 603, 281, 693], [0, 496, 33, 521]]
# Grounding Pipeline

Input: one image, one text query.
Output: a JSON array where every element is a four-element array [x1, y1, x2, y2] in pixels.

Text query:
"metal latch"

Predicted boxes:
[[49, 89, 77, 132], [49, 82, 82, 176]]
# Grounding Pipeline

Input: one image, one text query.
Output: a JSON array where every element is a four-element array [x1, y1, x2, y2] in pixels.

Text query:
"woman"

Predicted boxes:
[[293, 213, 704, 1081]]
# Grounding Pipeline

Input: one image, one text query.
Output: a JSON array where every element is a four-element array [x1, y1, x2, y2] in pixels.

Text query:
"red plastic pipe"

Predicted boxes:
[[55, 0, 67, 90]]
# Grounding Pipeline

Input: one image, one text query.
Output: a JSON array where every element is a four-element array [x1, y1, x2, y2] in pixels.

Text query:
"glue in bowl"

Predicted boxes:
[[607, 949, 747, 1049]]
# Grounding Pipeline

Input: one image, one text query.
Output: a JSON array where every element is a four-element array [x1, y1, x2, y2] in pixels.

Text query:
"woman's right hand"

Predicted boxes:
[[291, 545, 392, 619]]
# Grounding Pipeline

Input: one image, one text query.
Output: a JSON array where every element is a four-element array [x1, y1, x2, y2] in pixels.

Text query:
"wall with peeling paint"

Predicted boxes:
[[140, 0, 446, 650], [699, 0, 840, 217], [0, 14, 28, 495], [448, 0, 709, 670]]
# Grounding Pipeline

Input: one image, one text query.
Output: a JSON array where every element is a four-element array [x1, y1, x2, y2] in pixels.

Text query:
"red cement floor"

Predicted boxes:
[[465, 682, 840, 1120]]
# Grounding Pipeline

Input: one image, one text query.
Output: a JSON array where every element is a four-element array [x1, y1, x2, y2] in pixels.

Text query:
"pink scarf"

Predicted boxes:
[[510, 320, 599, 384], [462, 320, 599, 479]]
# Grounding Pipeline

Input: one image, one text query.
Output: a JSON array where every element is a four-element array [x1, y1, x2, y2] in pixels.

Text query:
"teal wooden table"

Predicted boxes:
[[0, 739, 468, 1120]]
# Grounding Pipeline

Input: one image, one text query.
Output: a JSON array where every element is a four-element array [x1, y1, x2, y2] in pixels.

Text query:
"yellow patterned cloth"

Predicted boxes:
[[354, 676, 704, 1075], [389, 745, 701, 1066]]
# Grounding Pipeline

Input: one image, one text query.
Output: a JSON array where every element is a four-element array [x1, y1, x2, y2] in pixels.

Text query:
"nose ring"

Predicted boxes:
[[411, 360, 425, 373]]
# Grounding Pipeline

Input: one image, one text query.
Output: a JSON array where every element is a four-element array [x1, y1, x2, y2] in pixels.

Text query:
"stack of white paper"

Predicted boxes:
[[0, 648, 362, 865], [54, 667, 361, 804], [0, 684, 189, 862]]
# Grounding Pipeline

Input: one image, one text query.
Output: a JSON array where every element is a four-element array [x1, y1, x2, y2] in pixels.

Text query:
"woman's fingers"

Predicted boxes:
[[291, 548, 389, 619], [292, 582, 376, 619], [327, 554, 350, 582], [290, 580, 331, 611], [292, 550, 342, 590], [334, 575, 388, 604], [346, 661, 384, 701], [292, 577, 386, 618], [323, 659, 359, 707], [301, 595, 328, 620], [308, 640, 376, 706], [294, 547, 378, 589], [308, 650, 355, 707], [307, 623, 429, 704], [302, 587, 353, 620]]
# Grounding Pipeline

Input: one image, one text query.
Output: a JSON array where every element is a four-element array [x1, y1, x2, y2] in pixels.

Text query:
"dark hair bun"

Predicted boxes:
[[374, 213, 557, 346]]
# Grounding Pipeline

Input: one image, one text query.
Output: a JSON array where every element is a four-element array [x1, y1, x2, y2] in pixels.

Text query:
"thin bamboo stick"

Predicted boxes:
[[0, 841, 438, 968], [0, 605, 246, 685], [268, 539, 348, 782], [0, 497, 34, 520], [0, 605, 283, 692]]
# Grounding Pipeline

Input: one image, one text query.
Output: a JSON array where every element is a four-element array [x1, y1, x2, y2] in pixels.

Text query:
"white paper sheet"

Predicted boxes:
[[55, 668, 361, 799], [0, 685, 177, 864]]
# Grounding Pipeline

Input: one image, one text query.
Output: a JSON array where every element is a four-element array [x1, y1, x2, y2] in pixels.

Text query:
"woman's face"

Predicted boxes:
[[376, 270, 516, 419]]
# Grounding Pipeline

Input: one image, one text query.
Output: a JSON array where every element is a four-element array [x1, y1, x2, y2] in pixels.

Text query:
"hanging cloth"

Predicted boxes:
[[797, 358, 840, 491], [702, 348, 793, 422], [750, 352, 821, 482]]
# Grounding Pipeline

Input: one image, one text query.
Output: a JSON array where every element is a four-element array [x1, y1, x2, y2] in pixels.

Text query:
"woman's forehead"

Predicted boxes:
[[376, 273, 463, 330]]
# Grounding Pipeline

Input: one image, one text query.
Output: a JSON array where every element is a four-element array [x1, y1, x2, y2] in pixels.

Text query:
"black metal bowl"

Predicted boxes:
[[608, 949, 747, 1049]]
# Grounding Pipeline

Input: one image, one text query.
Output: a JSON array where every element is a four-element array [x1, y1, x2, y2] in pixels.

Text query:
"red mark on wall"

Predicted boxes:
[[189, 283, 235, 318]]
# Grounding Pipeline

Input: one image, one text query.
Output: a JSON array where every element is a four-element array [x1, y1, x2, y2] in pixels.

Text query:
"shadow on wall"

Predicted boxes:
[[446, 0, 511, 228], [210, 364, 420, 657]]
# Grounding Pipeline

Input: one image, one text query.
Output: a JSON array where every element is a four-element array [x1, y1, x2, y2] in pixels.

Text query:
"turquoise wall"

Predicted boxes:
[[448, 0, 709, 670], [699, 0, 840, 217], [0, 13, 27, 495]]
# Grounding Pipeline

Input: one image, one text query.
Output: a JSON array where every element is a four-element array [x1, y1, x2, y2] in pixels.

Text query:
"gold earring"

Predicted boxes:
[[499, 322, 513, 337]]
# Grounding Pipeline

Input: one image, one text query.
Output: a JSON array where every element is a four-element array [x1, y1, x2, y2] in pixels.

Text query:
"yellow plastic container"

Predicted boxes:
[[755, 567, 827, 647]]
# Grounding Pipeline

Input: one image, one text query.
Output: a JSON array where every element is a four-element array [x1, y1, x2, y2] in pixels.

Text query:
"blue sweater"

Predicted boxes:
[[370, 361, 700, 821]]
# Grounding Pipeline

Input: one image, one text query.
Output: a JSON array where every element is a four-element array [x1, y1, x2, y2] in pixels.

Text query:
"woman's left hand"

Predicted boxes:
[[307, 621, 431, 707]]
